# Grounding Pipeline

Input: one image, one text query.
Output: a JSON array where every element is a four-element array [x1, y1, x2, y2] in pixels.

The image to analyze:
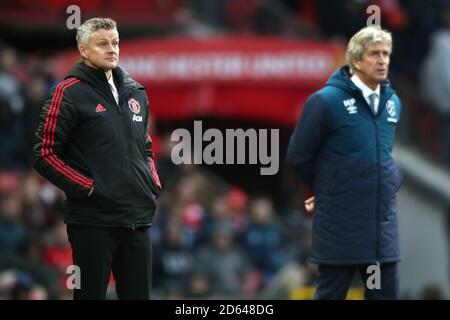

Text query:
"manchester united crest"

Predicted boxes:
[[128, 98, 141, 114]]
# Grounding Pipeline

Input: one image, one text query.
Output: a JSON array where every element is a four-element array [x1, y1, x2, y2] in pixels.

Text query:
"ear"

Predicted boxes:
[[78, 44, 88, 59], [352, 59, 361, 71]]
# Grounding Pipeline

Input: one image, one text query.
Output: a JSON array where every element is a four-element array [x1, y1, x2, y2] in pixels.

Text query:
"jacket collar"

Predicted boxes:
[[66, 61, 144, 91], [65, 61, 144, 107], [326, 66, 395, 98]]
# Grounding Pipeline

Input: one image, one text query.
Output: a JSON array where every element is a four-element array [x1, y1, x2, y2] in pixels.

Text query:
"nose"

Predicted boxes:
[[377, 54, 388, 65], [106, 43, 117, 54]]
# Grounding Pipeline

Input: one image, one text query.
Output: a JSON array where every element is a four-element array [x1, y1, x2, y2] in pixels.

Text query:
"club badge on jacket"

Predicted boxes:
[[129, 98, 143, 122]]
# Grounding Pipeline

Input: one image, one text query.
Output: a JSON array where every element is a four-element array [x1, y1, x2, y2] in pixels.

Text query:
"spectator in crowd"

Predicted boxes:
[[201, 193, 240, 243], [420, 2, 450, 166], [0, 222, 62, 299], [153, 217, 194, 296], [23, 73, 51, 167], [183, 270, 214, 299], [0, 46, 26, 170], [20, 171, 63, 232], [0, 192, 27, 252], [241, 197, 287, 284], [0, 270, 48, 300], [41, 218, 73, 299], [420, 283, 446, 300], [194, 223, 254, 298]]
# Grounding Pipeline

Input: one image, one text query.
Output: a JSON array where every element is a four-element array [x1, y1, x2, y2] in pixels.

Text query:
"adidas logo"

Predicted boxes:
[[96, 104, 106, 113]]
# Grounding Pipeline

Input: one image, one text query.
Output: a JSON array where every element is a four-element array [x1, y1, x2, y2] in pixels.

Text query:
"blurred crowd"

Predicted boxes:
[[1, 0, 449, 299], [150, 157, 316, 299]]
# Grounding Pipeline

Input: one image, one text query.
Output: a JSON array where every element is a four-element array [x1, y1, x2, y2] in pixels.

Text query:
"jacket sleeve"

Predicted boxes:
[[143, 93, 162, 191], [286, 93, 330, 189], [33, 78, 93, 199]]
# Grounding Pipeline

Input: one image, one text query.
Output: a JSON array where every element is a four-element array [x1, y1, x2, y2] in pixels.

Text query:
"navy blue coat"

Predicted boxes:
[[287, 66, 403, 265]]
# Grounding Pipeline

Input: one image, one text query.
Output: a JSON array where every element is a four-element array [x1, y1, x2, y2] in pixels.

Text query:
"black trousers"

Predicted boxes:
[[66, 224, 152, 300], [315, 263, 399, 300]]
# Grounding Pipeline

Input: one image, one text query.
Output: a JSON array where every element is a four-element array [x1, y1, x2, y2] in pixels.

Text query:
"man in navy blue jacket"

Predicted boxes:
[[287, 26, 403, 299]]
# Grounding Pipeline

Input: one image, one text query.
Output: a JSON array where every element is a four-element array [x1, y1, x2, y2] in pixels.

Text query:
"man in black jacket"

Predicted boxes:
[[33, 18, 161, 299]]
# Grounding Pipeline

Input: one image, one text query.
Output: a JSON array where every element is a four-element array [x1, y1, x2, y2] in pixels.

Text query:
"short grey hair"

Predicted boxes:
[[345, 26, 392, 74], [76, 18, 117, 47]]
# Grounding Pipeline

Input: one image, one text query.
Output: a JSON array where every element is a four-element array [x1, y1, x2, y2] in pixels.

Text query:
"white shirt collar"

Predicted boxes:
[[106, 73, 119, 105], [107, 73, 115, 87], [351, 74, 380, 99]]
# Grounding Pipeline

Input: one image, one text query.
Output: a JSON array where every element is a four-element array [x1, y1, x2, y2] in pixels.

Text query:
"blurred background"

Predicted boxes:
[[0, 0, 449, 300]]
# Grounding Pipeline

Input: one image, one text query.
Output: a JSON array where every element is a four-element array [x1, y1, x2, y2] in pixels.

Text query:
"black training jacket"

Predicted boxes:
[[33, 61, 161, 229]]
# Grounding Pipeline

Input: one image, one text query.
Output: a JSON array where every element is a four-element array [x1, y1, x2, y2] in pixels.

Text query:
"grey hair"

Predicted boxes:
[[345, 26, 392, 74], [76, 18, 117, 47]]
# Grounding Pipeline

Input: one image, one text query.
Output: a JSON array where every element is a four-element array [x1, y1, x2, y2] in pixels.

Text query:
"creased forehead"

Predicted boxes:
[[90, 29, 119, 41], [364, 41, 391, 52]]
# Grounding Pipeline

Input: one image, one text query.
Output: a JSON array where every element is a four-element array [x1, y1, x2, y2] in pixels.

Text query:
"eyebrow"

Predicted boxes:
[[369, 49, 389, 53], [96, 38, 119, 42]]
